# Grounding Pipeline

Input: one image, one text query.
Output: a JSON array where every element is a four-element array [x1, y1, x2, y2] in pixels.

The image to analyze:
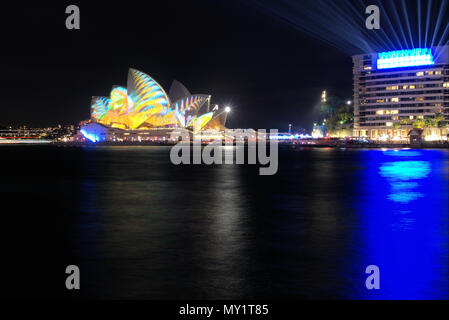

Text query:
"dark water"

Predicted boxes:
[[0, 145, 448, 299]]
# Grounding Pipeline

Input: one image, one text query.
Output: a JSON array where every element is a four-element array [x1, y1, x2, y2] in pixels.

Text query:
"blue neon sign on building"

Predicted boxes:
[[377, 48, 435, 69]]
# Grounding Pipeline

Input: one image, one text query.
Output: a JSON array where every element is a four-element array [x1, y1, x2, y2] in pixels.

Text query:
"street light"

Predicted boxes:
[[225, 106, 231, 113], [346, 100, 352, 105]]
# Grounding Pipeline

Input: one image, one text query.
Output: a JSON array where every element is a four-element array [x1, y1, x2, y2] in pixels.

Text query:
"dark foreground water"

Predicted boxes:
[[0, 145, 447, 299]]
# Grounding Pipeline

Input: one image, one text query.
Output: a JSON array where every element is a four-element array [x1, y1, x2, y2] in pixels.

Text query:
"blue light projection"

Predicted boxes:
[[80, 129, 101, 143], [377, 48, 434, 69]]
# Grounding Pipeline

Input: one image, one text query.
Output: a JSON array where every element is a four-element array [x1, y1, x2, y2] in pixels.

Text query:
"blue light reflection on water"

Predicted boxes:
[[357, 149, 449, 299], [380, 160, 430, 203]]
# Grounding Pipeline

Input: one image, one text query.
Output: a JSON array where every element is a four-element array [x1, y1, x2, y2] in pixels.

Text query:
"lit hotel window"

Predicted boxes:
[[425, 71, 434, 75], [435, 70, 442, 75], [418, 115, 424, 119], [364, 66, 372, 70], [409, 116, 414, 120], [416, 71, 424, 76], [443, 82, 449, 88], [386, 122, 393, 127], [376, 99, 385, 103], [376, 110, 384, 115], [402, 85, 408, 89], [391, 97, 399, 102], [409, 85, 415, 89], [415, 97, 424, 101]]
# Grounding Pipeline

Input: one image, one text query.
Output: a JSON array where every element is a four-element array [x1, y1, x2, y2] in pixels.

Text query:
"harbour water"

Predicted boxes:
[[0, 145, 447, 299]]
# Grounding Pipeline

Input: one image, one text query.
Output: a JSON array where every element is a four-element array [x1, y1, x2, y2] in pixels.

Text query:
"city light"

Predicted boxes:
[[225, 106, 231, 113], [321, 90, 326, 102], [346, 100, 352, 105], [270, 133, 312, 140], [377, 48, 434, 69]]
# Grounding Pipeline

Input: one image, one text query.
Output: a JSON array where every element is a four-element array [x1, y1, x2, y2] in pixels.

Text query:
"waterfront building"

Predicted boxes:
[[352, 46, 449, 140], [80, 68, 228, 142]]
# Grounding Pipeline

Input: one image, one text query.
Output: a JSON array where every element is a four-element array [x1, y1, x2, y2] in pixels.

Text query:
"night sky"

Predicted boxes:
[[1, 0, 353, 130]]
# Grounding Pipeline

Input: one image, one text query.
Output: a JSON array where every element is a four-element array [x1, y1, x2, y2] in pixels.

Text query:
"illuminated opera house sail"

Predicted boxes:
[[81, 68, 228, 142]]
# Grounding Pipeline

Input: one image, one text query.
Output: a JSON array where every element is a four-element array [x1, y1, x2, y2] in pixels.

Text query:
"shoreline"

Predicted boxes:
[[2, 140, 448, 149]]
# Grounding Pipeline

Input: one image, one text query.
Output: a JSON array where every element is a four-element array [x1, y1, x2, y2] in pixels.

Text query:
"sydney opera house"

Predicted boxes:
[[80, 68, 228, 142]]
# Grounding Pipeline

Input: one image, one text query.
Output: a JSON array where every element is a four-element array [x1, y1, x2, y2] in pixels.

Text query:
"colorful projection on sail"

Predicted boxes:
[[377, 48, 434, 69], [89, 68, 225, 131]]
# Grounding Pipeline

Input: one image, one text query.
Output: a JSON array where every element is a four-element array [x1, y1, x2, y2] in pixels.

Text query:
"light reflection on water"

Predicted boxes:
[[379, 159, 430, 203], [359, 149, 448, 299], [1, 145, 447, 299], [59, 146, 449, 299]]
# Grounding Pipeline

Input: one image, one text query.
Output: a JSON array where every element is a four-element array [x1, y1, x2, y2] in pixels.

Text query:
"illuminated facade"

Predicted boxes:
[[83, 68, 227, 141], [353, 46, 449, 140]]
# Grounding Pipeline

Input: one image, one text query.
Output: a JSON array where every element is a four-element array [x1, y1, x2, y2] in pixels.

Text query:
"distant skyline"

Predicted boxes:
[[1, 0, 354, 130]]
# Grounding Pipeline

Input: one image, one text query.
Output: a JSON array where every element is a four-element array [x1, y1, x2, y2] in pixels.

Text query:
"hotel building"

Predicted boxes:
[[352, 46, 449, 139]]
